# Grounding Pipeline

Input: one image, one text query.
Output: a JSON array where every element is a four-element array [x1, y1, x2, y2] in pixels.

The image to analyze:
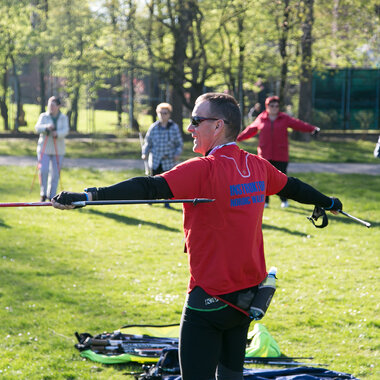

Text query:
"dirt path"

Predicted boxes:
[[1, 155, 380, 175]]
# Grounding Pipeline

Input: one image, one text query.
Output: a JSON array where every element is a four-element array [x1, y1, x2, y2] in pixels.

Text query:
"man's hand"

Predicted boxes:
[[46, 124, 57, 136], [311, 127, 320, 136], [52, 191, 87, 210], [326, 197, 342, 215]]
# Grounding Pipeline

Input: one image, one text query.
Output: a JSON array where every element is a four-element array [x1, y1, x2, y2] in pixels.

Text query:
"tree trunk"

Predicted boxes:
[[279, 0, 290, 109], [237, 11, 245, 124], [0, 69, 9, 131], [148, 70, 159, 124], [39, 55, 46, 114], [128, 70, 138, 132], [293, 0, 314, 141], [11, 56, 21, 132], [147, 0, 158, 123], [295, 0, 314, 142], [169, 0, 196, 134], [69, 83, 80, 131], [116, 72, 123, 129]]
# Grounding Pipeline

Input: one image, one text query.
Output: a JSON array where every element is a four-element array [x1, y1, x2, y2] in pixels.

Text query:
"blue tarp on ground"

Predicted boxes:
[[161, 366, 358, 380]]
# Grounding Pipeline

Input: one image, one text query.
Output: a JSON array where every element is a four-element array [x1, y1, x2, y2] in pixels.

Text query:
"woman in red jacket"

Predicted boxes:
[[237, 96, 320, 208]]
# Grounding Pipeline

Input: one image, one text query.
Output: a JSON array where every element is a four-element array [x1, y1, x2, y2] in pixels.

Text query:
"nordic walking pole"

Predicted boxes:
[[138, 131, 150, 175], [30, 135, 48, 193], [0, 199, 215, 208], [339, 210, 371, 228], [0, 202, 53, 208], [72, 198, 215, 206]]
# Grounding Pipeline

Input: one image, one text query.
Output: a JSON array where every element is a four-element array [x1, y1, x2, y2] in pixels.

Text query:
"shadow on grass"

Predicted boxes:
[[0, 218, 10, 228], [262, 222, 309, 237], [86, 209, 180, 232]]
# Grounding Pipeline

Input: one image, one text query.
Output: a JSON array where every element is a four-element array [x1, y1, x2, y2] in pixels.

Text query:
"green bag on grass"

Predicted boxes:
[[245, 323, 281, 358]]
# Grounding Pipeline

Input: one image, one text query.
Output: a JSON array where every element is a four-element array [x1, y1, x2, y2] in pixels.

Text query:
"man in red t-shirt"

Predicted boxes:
[[52, 93, 342, 380]]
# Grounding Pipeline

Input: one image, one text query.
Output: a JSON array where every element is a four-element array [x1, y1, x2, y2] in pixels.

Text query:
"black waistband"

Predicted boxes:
[[186, 285, 258, 314]]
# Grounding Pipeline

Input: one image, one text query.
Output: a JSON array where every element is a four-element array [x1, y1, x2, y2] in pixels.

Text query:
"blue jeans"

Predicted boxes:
[[38, 153, 63, 199]]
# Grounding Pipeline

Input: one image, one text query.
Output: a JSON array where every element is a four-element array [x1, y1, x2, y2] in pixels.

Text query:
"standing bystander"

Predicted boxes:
[[35, 96, 69, 201], [142, 102, 183, 208], [237, 96, 320, 208]]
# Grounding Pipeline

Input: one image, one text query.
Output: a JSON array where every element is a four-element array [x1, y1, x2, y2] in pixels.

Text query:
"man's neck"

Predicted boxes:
[[207, 140, 236, 156], [159, 120, 169, 127]]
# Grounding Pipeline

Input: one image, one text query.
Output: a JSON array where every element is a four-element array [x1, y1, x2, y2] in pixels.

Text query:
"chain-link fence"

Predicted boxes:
[[312, 68, 380, 130]]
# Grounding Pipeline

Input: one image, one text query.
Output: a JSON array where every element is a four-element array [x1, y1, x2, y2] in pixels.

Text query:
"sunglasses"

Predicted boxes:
[[158, 111, 169, 115], [190, 116, 229, 126]]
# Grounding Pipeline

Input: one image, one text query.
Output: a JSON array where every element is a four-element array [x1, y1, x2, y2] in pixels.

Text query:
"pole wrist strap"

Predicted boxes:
[[84, 187, 99, 201]]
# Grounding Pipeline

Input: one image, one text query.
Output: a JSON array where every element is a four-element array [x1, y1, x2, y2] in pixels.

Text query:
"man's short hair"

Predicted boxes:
[[195, 93, 241, 140], [156, 102, 172, 113]]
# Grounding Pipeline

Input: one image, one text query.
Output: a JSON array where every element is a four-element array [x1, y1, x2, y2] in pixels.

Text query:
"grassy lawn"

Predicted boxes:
[[1, 104, 156, 136], [0, 166, 379, 379]]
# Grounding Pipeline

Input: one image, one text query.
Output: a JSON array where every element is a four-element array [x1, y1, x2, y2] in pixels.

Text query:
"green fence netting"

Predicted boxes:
[[312, 68, 380, 130]]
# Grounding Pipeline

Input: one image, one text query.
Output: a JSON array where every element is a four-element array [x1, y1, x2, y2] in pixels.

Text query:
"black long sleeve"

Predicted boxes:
[[277, 177, 333, 208], [96, 176, 173, 200], [95, 175, 332, 208]]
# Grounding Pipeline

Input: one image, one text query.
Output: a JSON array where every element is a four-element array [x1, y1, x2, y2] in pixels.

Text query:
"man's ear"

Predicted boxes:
[[215, 120, 223, 130], [214, 120, 225, 136]]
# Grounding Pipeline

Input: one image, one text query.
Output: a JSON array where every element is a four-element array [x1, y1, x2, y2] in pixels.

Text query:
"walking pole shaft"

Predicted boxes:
[[339, 210, 371, 228], [0, 202, 52, 208]]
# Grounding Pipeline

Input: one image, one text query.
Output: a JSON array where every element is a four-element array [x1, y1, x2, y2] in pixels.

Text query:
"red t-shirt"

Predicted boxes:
[[161, 144, 287, 295]]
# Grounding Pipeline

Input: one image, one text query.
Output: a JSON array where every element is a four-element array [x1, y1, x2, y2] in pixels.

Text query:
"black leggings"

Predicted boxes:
[[179, 305, 251, 380], [266, 160, 288, 203]]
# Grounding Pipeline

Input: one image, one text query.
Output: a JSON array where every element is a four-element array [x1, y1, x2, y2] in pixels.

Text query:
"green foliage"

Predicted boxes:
[[0, 0, 379, 131], [0, 0, 33, 93], [0, 166, 378, 379]]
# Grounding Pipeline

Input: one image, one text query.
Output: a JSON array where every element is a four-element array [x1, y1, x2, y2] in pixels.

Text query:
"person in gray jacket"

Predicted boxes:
[[142, 102, 183, 208], [35, 96, 69, 201]]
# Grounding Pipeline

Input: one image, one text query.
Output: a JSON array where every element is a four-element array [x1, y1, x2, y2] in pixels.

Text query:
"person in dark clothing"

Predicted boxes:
[[52, 92, 341, 380]]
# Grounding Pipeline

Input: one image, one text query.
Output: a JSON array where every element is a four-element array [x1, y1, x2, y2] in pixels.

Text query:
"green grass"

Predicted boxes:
[[1, 104, 156, 136], [0, 166, 379, 379]]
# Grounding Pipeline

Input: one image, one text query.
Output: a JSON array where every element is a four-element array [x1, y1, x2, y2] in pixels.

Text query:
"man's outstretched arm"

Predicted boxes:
[[277, 177, 342, 212], [52, 176, 173, 210]]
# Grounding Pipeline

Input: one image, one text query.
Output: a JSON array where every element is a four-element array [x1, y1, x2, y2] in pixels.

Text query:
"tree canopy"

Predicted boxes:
[[0, 0, 378, 130]]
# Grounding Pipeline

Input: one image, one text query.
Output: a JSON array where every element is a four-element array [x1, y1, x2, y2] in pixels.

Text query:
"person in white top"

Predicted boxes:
[[35, 96, 69, 201]]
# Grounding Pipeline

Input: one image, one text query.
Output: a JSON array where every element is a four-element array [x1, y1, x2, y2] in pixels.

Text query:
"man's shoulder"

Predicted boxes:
[[151, 120, 161, 127], [147, 121, 160, 131]]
